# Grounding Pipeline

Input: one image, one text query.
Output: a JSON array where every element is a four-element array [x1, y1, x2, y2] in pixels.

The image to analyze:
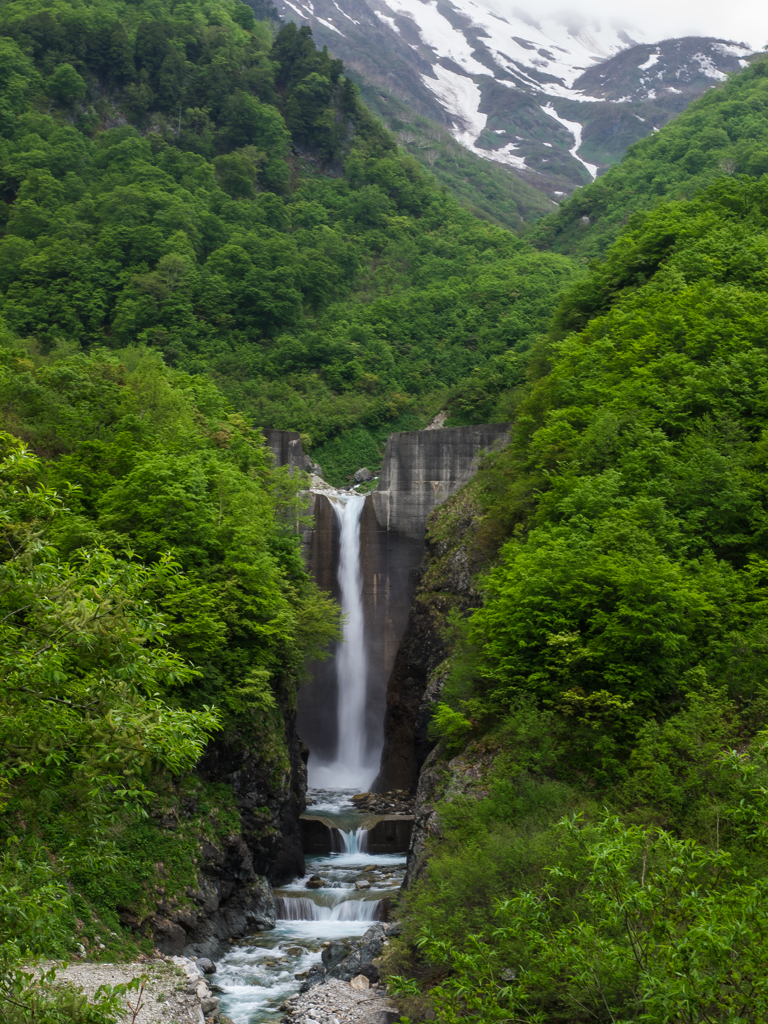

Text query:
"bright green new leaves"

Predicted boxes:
[[0, 0, 583, 481], [0, 434, 220, 861], [417, 813, 768, 1023], [460, 177, 768, 722]]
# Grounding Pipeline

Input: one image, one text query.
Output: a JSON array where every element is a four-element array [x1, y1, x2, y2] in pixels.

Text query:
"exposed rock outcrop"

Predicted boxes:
[[404, 745, 497, 890], [373, 485, 490, 793], [197, 717, 307, 886], [262, 428, 319, 475]]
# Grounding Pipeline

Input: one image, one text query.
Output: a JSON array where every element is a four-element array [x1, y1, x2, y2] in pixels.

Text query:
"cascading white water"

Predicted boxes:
[[275, 896, 383, 922], [310, 494, 373, 788], [334, 494, 368, 774]]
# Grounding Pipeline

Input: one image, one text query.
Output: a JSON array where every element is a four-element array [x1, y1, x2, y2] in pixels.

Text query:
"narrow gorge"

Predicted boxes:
[[206, 423, 508, 1022]]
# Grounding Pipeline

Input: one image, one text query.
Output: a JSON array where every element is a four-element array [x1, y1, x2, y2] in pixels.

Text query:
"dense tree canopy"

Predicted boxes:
[[0, 0, 580, 483]]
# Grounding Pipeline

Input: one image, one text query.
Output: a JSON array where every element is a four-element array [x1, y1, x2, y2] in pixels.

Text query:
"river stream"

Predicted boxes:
[[216, 790, 405, 1023]]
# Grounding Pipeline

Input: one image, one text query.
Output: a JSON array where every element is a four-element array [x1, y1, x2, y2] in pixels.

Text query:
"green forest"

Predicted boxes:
[[3, 0, 768, 1018]]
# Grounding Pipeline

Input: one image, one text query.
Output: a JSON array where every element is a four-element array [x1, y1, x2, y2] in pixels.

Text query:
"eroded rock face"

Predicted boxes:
[[404, 746, 497, 890], [129, 833, 277, 959], [197, 721, 307, 885], [373, 485, 490, 794]]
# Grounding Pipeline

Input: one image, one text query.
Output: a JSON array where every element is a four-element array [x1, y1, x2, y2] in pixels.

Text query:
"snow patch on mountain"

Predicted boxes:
[[541, 103, 599, 179], [423, 64, 486, 145]]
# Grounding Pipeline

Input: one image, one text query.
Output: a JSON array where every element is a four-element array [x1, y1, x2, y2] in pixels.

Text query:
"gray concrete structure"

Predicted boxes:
[[294, 425, 509, 772]]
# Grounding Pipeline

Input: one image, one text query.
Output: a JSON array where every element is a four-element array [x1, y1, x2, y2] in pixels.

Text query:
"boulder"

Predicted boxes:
[[322, 940, 352, 971], [328, 924, 386, 983], [353, 467, 374, 483]]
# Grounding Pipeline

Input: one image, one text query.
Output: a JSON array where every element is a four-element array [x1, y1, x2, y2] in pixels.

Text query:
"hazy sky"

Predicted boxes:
[[493, 2, 768, 49]]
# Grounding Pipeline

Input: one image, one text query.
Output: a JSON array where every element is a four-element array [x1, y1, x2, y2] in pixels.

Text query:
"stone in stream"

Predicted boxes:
[[194, 957, 216, 974], [354, 879, 371, 889], [326, 923, 386, 984], [322, 941, 352, 972], [305, 874, 325, 889]]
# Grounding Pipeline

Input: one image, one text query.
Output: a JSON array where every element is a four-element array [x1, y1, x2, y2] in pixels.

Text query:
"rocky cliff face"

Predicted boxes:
[[372, 482, 490, 794]]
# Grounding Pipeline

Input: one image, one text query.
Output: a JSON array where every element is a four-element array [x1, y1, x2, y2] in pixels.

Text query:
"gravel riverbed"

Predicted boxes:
[[280, 976, 399, 1024], [31, 956, 226, 1024]]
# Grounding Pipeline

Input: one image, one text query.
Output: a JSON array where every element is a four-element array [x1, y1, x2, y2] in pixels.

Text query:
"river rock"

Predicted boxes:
[[327, 923, 386, 983], [354, 879, 371, 889], [305, 874, 325, 889], [322, 940, 352, 971], [350, 975, 370, 990], [353, 467, 374, 483], [194, 957, 217, 974]]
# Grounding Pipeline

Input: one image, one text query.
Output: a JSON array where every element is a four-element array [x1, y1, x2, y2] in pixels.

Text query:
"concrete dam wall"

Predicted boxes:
[[266, 423, 509, 786]]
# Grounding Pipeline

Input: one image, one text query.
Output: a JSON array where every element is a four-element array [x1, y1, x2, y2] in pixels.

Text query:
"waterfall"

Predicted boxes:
[[275, 895, 383, 922], [310, 494, 373, 788], [334, 494, 368, 775]]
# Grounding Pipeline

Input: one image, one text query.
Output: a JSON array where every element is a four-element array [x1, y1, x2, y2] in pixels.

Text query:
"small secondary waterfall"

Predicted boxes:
[[274, 895, 384, 922], [329, 827, 369, 855]]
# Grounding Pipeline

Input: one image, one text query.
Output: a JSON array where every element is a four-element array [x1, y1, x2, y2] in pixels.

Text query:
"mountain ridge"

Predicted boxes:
[[270, 0, 754, 195]]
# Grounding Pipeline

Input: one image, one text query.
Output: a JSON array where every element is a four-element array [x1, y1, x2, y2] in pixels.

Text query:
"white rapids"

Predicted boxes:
[[216, 792, 406, 1024]]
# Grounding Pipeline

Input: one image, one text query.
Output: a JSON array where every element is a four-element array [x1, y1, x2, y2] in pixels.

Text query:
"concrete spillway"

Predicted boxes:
[[293, 424, 509, 784]]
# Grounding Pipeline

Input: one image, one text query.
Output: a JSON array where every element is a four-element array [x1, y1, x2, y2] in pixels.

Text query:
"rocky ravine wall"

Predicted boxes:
[[295, 424, 509, 770], [138, 711, 307, 959], [381, 484, 501, 887]]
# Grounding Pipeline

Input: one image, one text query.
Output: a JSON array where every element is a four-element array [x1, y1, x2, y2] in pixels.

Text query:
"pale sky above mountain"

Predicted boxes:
[[482, 2, 768, 50]]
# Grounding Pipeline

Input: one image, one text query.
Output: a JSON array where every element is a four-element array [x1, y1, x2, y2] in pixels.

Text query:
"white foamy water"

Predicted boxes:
[[310, 494, 380, 790], [216, 810, 407, 1024]]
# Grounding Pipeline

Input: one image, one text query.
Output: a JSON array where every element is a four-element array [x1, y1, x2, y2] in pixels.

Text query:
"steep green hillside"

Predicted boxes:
[[0, 0, 579, 483], [352, 78, 557, 230], [532, 55, 768, 260], [392, 172, 768, 1022], [0, 335, 340, 1016]]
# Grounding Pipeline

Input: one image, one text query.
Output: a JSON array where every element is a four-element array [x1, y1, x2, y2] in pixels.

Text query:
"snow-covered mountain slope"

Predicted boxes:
[[269, 0, 754, 194]]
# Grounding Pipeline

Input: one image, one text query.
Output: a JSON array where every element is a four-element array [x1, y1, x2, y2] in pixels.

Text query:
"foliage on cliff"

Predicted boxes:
[[0, 0, 580, 483], [0, 336, 338, 1016], [394, 171, 768, 1022], [531, 55, 768, 260]]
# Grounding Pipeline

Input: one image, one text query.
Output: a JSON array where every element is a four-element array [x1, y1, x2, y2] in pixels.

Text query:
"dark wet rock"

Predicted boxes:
[[195, 958, 217, 974], [305, 874, 325, 889], [351, 790, 414, 814], [298, 963, 326, 993], [322, 940, 352, 971], [327, 924, 387, 983]]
